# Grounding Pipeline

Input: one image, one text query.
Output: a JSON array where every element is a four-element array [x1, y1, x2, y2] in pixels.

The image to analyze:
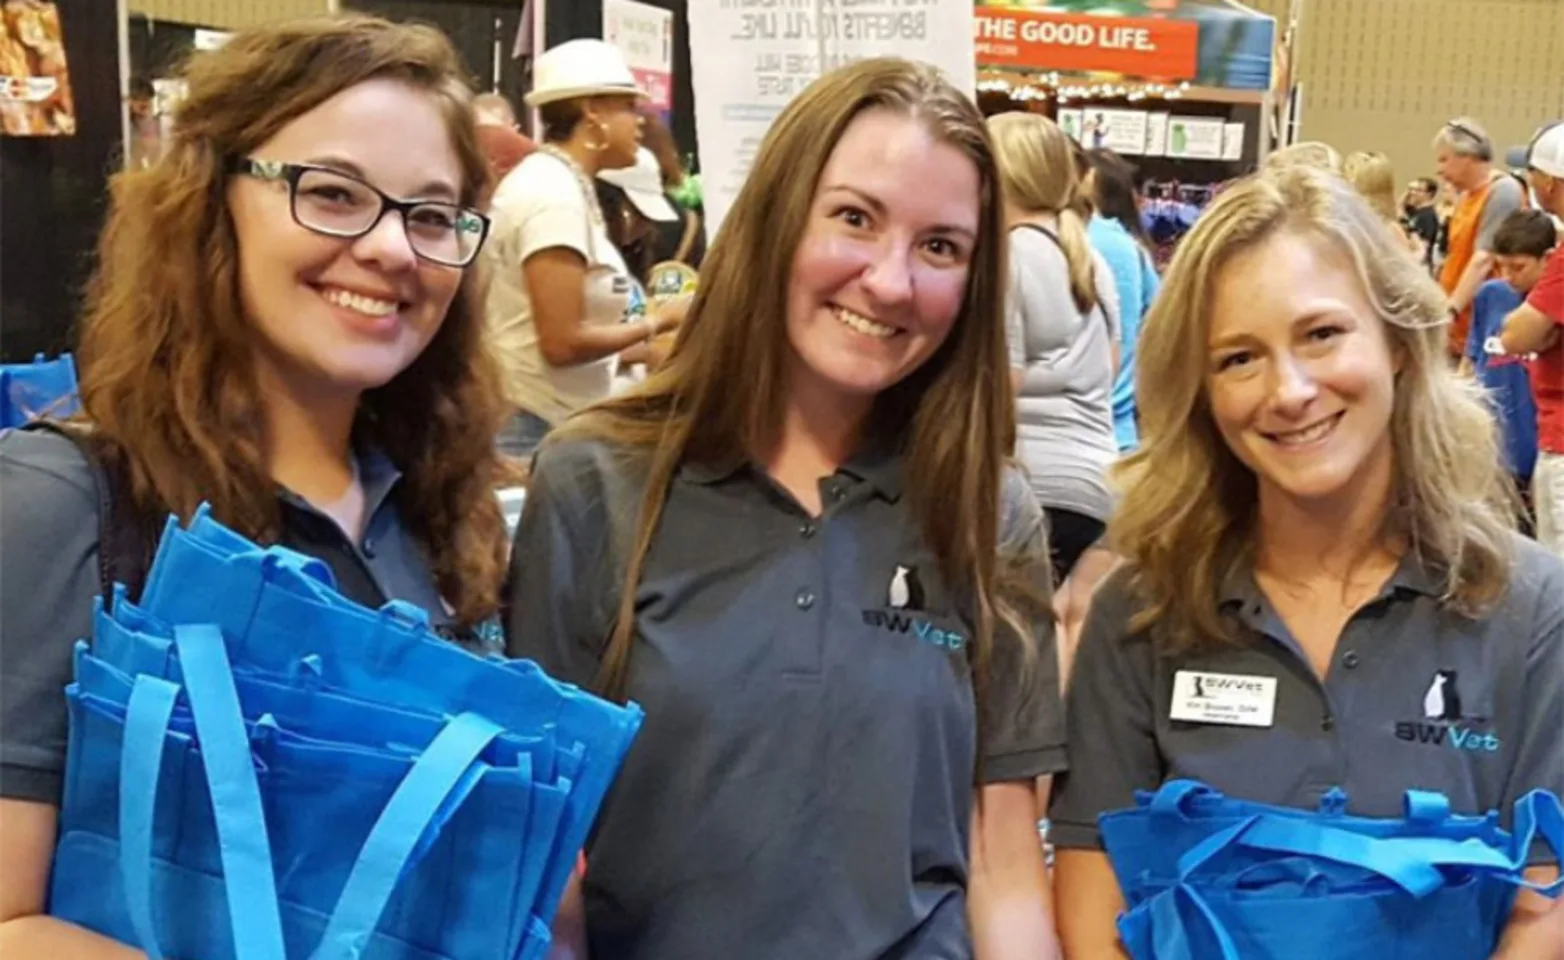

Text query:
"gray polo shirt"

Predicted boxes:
[[505, 435, 1066, 960], [0, 428, 461, 805], [1050, 537, 1564, 858]]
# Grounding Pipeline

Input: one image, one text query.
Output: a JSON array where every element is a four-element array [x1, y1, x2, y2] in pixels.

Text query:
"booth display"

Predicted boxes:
[[975, 0, 1283, 257]]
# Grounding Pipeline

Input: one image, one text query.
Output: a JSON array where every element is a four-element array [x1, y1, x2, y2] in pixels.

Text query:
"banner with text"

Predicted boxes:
[[604, 0, 675, 111], [690, 0, 975, 238], [975, 1, 1275, 92], [975, 7, 1198, 80]]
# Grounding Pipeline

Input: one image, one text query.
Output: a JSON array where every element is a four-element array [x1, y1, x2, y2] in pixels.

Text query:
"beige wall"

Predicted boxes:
[[130, 0, 333, 29], [1289, 0, 1564, 185]]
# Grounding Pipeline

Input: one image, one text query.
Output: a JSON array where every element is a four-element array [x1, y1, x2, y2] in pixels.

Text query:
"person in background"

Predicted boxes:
[[1051, 165, 1564, 959], [1343, 150, 1420, 254], [637, 112, 706, 271], [1498, 121, 1564, 556], [1464, 210, 1548, 533], [1435, 117, 1526, 361], [0, 15, 512, 954], [483, 40, 680, 460], [1263, 139, 1342, 175], [1401, 175, 1441, 270], [597, 147, 701, 284], [989, 112, 1120, 589], [472, 91, 536, 182], [1084, 148, 1160, 453], [509, 57, 1064, 960]]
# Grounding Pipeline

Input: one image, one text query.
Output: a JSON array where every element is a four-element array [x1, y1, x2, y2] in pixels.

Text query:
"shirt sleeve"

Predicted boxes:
[[1009, 229, 1083, 357], [0, 431, 104, 805], [1139, 248, 1161, 316], [1505, 545, 1564, 865], [1047, 568, 1164, 848], [981, 467, 1067, 782], [502, 438, 621, 691], [1094, 251, 1122, 343], [1005, 250, 1027, 370], [1475, 179, 1524, 253], [1526, 248, 1564, 324], [1465, 285, 1493, 362], [502, 158, 596, 264]]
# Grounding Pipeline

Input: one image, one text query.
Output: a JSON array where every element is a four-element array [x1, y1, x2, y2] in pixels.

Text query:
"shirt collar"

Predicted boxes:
[[1218, 548, 1444, 612], [680, 435, 905, 501], [277, 445, 403, 521]]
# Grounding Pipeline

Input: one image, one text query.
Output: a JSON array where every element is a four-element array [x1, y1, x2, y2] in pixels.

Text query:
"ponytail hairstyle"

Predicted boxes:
[[988, 112, 1098, 314]]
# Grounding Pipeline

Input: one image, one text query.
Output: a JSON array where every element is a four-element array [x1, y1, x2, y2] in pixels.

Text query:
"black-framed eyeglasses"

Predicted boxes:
[[229, 157, 490, 267]]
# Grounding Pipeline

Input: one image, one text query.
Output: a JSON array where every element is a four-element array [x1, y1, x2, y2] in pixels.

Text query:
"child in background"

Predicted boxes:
[[1466, 210, 1554, 532]]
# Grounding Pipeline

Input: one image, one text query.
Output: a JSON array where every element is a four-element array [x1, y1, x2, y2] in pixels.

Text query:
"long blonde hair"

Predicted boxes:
[[1343, 150, 1399, 222], [1111, 166, 1514, 652], [988, 112, 1098, 314], [552, 58, 1032, 706], [74, 15, 510, 626]]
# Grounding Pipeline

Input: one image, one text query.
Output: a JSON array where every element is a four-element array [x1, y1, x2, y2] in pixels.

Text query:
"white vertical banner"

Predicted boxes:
[[603, 0, 675, 111], [689, 0, 976, 239]]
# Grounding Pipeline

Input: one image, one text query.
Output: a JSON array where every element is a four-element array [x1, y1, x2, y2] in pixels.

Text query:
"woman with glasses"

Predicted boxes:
[[0, 16, 510, 952], [483, 40, 682, 461]]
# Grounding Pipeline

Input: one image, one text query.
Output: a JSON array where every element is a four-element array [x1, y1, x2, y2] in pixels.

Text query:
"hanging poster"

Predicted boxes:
[[1144, 111, 1169, 156], [689, 0, 975, 237], [603, 0, 674, 111], [1083, 108, 1148, 155], [1222, 121, 1246, 160], [1167, 116, 1225, 160], [0, 0, 74, 137], [1057, 108, 1084, 142]]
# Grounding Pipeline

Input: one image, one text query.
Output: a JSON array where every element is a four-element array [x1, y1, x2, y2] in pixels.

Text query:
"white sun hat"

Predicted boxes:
[[524, 39, 646, 107], [598, 148, 678, 222]]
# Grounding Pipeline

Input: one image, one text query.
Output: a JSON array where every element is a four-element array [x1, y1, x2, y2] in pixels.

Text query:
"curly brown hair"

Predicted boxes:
[[74, 14, 511, 627]]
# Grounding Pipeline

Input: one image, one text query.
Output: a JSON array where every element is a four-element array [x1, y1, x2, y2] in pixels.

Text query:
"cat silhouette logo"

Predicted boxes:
[[1423, 670, 1463, 722], [887, 565, 925, 611]]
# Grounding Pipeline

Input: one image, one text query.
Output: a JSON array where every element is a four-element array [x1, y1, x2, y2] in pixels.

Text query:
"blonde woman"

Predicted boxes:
[[988, 112, 1121, 587], [1263, 139, 1343, 175], [507, 59, 1063, 959], [1049, 167, 1564, 956], [1345, 150, 1421, 254]]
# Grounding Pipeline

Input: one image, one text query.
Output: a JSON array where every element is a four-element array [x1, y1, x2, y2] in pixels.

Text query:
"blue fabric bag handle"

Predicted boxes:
[[120, 625, 288, 960], [311, 711, 503, 960], [120, 632, 511, 960]]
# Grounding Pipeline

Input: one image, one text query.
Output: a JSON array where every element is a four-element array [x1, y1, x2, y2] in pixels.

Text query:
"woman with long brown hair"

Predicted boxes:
[[1049, 167, 1563, 957], [0, 15, 510, 953], [506, 57, 1064, 959]]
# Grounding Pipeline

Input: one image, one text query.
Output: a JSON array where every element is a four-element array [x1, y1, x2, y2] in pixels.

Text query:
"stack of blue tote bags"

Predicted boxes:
[[48, 504, 643, 960], [1101, 779, 1564, 960], [0, 352, 80, 429]]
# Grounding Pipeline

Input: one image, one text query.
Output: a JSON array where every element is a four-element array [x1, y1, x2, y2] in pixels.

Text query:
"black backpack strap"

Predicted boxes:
[[20, 421, 152, 602], [1012, 222, 1063, 250]]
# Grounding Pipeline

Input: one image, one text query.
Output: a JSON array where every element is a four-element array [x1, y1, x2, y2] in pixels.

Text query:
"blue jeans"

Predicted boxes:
[[496, 411, 553, 461]]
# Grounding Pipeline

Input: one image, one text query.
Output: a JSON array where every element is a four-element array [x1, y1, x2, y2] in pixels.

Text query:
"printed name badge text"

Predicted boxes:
[[1170, 670, 1277, 728]]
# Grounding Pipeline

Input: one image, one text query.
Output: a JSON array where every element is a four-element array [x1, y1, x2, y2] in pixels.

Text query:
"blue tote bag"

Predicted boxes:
[[1100, 780, 1564, 960], [0, 351, 79, 429], [50, 507, 641, 960]]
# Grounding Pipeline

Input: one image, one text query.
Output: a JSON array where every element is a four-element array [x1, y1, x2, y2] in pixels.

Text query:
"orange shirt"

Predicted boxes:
[[1438, 177, 1498, 357]]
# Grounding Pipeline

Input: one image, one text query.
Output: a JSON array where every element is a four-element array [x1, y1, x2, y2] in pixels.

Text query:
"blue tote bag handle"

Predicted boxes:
[[119, 625, 288, 960], [311, 711, 503, 960]]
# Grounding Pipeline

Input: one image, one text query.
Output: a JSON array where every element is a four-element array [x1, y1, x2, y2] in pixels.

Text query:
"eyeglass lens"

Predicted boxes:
[[293, 168, 483, 265]]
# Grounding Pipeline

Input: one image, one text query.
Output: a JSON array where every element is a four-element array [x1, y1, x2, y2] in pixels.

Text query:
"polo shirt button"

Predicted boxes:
[[795, 589, 816, 610], [1342, 650, 1360, 669], [799, 522, 817, 539], [362, 536, 377, 559], [1321, 713, 1336, 732], [830, 484, 847, 502]]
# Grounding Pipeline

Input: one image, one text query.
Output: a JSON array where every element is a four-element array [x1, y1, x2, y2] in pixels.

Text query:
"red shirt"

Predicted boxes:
[[1527, 246, 1564, 453], [475, 125, 537, 182]]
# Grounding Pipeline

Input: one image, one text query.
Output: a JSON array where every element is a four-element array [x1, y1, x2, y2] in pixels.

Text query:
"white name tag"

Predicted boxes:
[[1170, 670, 1277, 728]]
